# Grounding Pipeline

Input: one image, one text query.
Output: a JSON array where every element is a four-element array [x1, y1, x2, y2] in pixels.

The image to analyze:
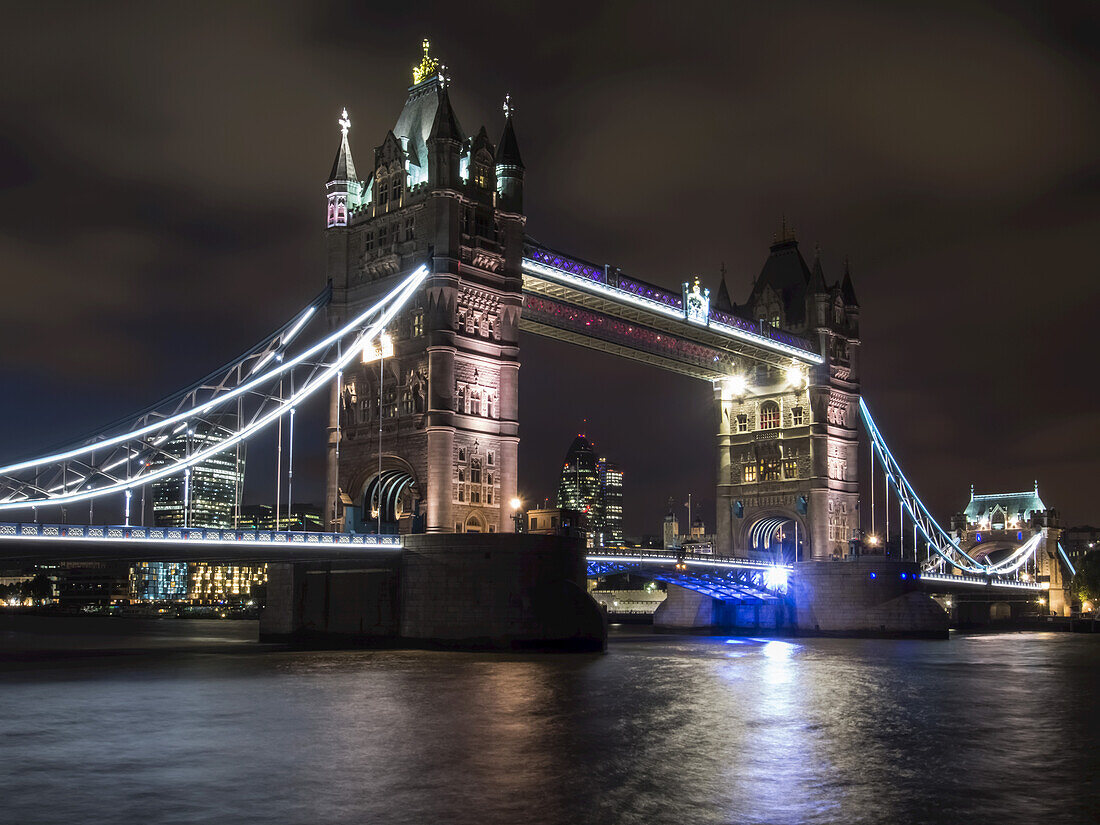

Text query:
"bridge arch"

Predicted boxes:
[[739, 511, 808, 564], [358, 457, 420, 532]]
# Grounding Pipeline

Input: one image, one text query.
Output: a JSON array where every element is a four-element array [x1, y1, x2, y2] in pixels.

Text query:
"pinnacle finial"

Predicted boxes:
[[503, 94, 513, 119], [413, 38, 441, 84], [338, 108, 351, 136]]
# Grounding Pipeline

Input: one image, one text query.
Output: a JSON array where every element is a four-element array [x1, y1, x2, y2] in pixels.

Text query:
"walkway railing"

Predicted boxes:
[[0, 522, 401, 549]]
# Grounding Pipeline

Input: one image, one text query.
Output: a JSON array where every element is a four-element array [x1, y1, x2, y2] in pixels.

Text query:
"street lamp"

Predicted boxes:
[[510, 497, 523, 533]]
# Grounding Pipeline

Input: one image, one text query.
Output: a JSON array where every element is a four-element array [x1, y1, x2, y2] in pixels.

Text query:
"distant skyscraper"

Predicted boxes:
[[557, 434, 623, 547], [151, 420, 242, 529], [597, 458, 624, 546]]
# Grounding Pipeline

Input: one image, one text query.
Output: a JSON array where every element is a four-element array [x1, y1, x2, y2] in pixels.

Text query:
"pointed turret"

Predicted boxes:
[[714, 262, 733, 312], [326, 108, 362, 228], [840, 258, 859, 307], [496, 94, 525, 213], [808, 245, 829, 294], [427, 85, 464, 188]]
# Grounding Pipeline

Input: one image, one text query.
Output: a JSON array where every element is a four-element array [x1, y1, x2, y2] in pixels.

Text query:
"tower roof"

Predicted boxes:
[[328, 108, 358, 183], [749, 231, 812, 325], [497, 95, 524, 169], [964, 487, 1046, 523], [391, 67, 464, 180]]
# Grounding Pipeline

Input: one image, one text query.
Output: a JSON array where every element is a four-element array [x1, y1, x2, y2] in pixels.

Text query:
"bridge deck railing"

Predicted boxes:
[[0, 522, 402, 548]]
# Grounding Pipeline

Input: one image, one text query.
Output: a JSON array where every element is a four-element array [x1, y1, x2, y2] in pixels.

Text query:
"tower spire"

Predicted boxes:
[[496, 93, 525, 212], [326, 107, 361, 228]]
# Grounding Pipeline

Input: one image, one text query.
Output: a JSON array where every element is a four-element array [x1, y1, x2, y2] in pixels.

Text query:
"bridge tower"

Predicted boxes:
[[323, 43, 525, 535], [951, 484, 1070, 616], [715, 227, 861, 561]]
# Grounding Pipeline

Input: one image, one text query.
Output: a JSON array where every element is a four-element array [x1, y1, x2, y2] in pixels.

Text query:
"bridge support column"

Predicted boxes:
[[715, 385, 733, 555], [789, 559, 948, 638], [425, 426, 454, 533], [325, 375, 340, 531], [261, 534, 606, 651]]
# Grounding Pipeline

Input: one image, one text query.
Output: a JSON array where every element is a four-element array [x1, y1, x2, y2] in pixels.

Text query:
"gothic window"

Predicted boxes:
[[401, 390, 413, 415], [770, 313, 780, 327], [471, 460, 482, 484], [471, 490, 481, 504], [365, 232, 374, 252], [404, 219, 414, 241], [470, 391, 481, 417], [487, 451, 494, 466], [458, 469, 465, 482], [743, 464, 757, 483], [411, 311, 423, 337], [378, 224, 388, 246], [792, 407, 804, 426], [486, 474, 492, 485], [762, 457, 781, 481], [486, 395, 494, 419], [486, 317, 494, 338], [834, 303, 843, 324], [487, 492, 492, 505], [458, 488, 464, 502], [783, 459, 798, 479], [390, 177, 402, 203], [456, 386, 465, 414], [458, 447, 466, 462], [472, 315, 480, 336], [736, 414, 748, 433], [474, 164, 489, 189], [760, 401, 780, 430], [379, 184, 388, 206]]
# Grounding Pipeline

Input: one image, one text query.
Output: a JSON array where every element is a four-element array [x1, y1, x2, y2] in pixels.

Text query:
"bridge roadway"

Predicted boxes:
[[0, 524, 1042, 597]]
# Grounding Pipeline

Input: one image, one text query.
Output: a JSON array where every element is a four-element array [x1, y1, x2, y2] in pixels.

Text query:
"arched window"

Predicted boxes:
[[486, 395, 494, 419], [760, 401, 780, 430], [456, 386, 466, 414]]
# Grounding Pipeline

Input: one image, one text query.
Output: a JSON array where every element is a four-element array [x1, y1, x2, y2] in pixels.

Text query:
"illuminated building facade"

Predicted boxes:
[[324, 41, 524, 534], [716, 225, 861, 561], [239, 503, 324, 532], [597, 458, 624, 546], [130, 561, 189, 601]]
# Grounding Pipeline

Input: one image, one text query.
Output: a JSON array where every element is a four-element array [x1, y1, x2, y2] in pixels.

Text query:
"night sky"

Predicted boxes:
[[1, 2, 1097, 536]]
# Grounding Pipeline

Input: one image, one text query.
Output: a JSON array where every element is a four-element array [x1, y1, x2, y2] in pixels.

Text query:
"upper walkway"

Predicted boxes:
[[520, 243, 823, 380]]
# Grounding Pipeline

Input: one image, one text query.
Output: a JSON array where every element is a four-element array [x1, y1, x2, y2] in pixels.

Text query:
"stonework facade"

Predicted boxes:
[[323, 55, 525, 535], [715, 233, 861, 561]]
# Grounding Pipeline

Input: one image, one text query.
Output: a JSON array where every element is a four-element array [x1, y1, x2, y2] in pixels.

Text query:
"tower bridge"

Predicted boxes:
[[0, 42, 1076, 645]]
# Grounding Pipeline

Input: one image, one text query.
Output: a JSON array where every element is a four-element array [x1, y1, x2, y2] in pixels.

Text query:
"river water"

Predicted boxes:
[[1, 616, 1096, 825]]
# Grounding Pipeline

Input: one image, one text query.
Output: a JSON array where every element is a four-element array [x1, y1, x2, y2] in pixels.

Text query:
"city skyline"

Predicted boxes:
[[0, 4, 1097, 537]]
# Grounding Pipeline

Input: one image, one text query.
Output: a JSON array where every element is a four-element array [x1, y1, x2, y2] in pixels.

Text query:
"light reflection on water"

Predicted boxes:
[[0, 619, 1096, 825]]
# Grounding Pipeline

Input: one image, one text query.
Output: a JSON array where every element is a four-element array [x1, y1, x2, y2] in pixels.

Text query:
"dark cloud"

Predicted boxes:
[[0, 1, 1097, 534]]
